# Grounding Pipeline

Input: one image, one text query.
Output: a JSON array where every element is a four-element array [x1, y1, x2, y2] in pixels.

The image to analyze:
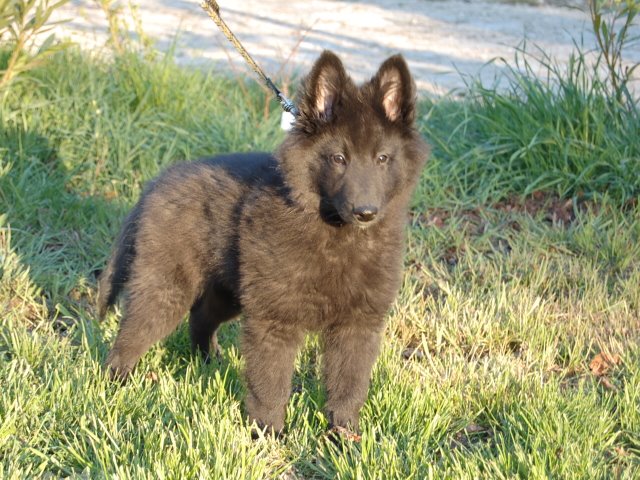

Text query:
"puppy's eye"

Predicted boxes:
[[331, 153, 347, 165], [377, 154, 389, 164]]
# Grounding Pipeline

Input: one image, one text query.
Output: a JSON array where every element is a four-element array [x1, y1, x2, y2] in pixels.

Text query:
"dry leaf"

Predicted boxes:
[[614, 446, 628, 457], [532, 190, 545, 201], [428, 215, 446, 228], [598, 376, 617, 391], [103, 190, 118, 201], [589, 352, 621, 377]]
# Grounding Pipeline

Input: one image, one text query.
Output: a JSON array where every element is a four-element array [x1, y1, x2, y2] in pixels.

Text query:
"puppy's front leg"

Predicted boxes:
[[242, 320, 304, 436], [322, 323, 383, 431]]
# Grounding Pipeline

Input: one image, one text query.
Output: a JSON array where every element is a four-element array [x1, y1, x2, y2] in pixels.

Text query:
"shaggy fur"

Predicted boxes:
[[98, 51, 429, 434]]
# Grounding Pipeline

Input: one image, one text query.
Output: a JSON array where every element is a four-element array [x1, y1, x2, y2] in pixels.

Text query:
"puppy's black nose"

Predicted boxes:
[[353, 206, 378, 223]]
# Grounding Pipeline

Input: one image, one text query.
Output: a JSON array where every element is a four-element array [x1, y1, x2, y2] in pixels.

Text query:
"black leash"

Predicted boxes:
[[201, 0, 300, 117]]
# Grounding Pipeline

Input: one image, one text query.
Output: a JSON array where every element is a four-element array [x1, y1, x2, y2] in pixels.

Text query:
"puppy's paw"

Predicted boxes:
[[105, 351, 134, 384], [107, 364, 133, 384]]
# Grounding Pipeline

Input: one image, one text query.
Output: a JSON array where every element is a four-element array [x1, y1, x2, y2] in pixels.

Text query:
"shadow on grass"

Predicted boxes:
[[159, 319, 244, 395]]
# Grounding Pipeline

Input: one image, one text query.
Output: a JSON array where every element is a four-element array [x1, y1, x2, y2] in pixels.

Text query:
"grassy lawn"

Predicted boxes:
[[0, 40, 639, 478]]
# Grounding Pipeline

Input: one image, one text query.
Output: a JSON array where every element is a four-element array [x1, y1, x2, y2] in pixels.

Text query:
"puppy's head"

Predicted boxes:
[[279, 51, 429, 228]]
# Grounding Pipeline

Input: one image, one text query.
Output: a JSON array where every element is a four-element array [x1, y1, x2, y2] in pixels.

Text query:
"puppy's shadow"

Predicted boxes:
[[162, 325, 328, 430], [159, 319, 245, 401]]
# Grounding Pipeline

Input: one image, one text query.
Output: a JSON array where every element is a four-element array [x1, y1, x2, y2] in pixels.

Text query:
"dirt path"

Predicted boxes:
[[53, 1, 639, 95]]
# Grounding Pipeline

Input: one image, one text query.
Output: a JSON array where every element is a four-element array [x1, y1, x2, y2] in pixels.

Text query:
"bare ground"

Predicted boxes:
[[52, 0, 639, 95]]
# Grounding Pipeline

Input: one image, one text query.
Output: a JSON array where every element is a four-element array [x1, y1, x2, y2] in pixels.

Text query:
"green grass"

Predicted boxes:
[[418, 45, 640, 207], [1, 44, 639, 478]]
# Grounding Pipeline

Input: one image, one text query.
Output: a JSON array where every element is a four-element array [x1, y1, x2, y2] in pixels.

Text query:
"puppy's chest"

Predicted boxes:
[[295, 237, 370, 284], [275, 229, 401, 322], [238, 198, 404, 325]]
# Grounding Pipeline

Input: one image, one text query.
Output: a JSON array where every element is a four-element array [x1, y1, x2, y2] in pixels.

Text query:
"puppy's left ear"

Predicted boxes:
[[372, 55, 416, 125]]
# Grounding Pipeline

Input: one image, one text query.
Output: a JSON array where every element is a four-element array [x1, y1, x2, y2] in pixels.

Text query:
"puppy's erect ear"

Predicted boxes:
[[372, 54, 416, 125], [299, 51, 348, 122]]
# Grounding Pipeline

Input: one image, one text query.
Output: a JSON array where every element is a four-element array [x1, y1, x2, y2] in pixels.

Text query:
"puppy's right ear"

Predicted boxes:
[[298, 51, 348, 124]]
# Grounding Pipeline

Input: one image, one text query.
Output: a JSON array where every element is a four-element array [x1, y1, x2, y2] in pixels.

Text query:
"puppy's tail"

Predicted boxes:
[[97, 206, 141, 319]]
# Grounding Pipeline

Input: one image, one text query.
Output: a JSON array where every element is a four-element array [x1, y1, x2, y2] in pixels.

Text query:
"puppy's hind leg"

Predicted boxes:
[[189, 286, 240, 362], [106, 269, 198, 381]]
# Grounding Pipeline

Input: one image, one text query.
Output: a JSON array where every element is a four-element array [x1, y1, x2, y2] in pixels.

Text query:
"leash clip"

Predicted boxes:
[[278, 94, 299, 117]]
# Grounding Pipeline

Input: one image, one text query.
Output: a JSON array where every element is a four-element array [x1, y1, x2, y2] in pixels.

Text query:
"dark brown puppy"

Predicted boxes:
[[98, 51, 429, 435]]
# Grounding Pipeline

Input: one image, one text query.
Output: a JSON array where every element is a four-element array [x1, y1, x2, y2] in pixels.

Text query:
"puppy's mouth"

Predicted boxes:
[[319, 199, 347, 227]]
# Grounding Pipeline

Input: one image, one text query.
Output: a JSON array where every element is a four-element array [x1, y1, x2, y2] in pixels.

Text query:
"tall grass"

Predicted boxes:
[[418, 43, 640, 208]]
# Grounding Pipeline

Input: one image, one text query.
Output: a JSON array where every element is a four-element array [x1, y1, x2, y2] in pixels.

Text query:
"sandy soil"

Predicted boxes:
[[51, 0, 639, 95]]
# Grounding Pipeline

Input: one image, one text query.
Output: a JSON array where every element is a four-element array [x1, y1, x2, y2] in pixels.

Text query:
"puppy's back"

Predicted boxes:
[[98, 152, 279, 316]]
